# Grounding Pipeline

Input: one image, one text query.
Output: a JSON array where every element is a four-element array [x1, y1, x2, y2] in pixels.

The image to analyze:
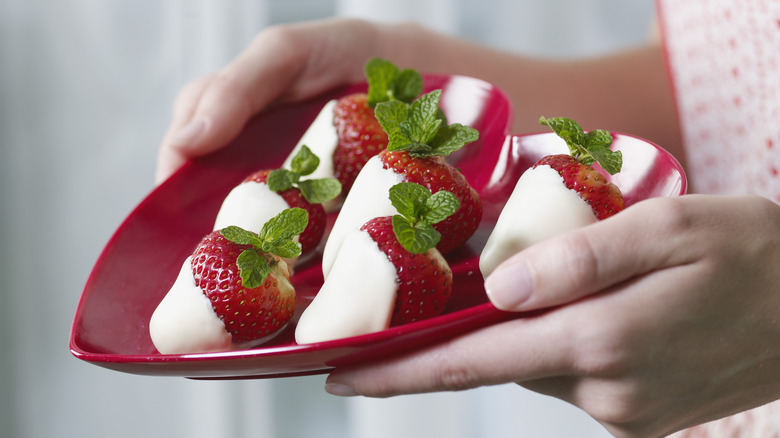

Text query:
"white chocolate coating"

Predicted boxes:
[[479, 165, 597, 277]]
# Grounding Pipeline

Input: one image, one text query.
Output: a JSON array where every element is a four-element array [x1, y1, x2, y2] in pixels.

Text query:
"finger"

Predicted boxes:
[[154, 73, 261, 184], [154, 26, 309, 184], [484, 197, 692, 312], [154, 76, 212, 183], [325, 313, 575, 398]]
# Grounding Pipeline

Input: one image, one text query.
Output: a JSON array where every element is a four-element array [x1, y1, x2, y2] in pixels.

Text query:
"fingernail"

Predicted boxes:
[[485, 261, 533, 311], [169, 117, 208, 149], [325, 382, 358, 397]]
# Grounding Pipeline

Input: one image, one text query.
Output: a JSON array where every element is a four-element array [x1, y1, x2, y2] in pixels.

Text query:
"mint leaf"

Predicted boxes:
[[220, 226, 263, 247], [392, 215, 441, 254], [590, 146, 623, 175], [290, 145, 319, 176], [427, 123, 479, 157], [220, 211, 306, 286], [268, 147, 342, 203], [436, 108, 448, 125], [257, 208, 308, 258], [424, 190, 460, 224], [400, 90, 442, 146], [538, 116, 588, 157], [387, 182, 459, 254], [365, 58, 423, 107], [389, 182, 429, 219], [297, 178, 342, 204], [236, 249, 271, 288], [267, 239, 302, 260], [378, 89, 479, 158], [366, 58, 399, 107], [259, 208, 308, 243], [375, 100, 408, 138], [267, 169, 297, 192], [539, 115, 622, 174], [585, 129, 613, 148], [538, 116, 585, 144], [392, 69, 423, 103]]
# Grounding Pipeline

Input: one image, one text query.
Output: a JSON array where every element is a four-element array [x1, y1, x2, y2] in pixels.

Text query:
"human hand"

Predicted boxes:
[[155, 18, 393, 184], [325, 194, 780, 438]]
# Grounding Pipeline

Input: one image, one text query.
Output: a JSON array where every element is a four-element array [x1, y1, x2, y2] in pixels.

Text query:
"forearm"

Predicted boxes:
[[376, 22, 684, 166]]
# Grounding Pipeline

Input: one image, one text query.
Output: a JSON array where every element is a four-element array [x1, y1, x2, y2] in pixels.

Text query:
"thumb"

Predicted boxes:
[[484, 199, 676, 312]]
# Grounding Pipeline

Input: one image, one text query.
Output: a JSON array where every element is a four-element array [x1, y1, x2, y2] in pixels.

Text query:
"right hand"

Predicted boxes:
[[325, 194, 780, 437], [155, 18, 393, 184]]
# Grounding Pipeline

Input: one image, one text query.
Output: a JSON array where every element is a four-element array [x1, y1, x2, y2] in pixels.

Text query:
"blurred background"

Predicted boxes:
[[0, 1, 655, 437]]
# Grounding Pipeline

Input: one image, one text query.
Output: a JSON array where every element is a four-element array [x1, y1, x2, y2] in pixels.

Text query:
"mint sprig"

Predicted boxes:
[[538, 116, 622, 175], [267, 145, 342, 204], [375, 89, 479, 158], [365, 58, 423, 108], [388, 182, 459, 254], [219, 208, 308, 288]]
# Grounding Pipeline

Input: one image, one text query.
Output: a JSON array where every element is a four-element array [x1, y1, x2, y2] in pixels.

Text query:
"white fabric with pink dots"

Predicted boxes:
[[659, 0, 780, 201]]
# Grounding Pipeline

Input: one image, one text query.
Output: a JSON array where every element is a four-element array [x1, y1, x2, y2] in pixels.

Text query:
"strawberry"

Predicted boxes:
[[254, 145, 340, 254], [332, 94, 388, 193], [534, 154, 624, 219], [361, 216, 452, 325], [363, 183, 459, 324], [295, 183, 458, 344], [478, 117, 624, 278], [220, 145, 340, 256], [378, 150, 482, 254], [374, 89, 482, 254], [240, 169, 325, 254], [332, 58, 423, 193], [192, 209, 307, 343], [536, 116, 624, 219]]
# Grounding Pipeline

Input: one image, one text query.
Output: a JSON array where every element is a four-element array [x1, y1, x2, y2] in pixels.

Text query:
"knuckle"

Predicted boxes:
[[641, 196, 695, 235], [562, 232, 601, 289], [571, 325, 631, 377], [576, 379, 647, 427], [251, 24, 307, 63], [252, 23, 297, 48], [530, 231, 600, 298], [434, 362, 481, 392], [427, 347, 484, 392]]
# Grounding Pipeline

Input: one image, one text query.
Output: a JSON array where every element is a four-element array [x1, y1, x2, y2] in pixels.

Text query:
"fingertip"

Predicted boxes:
[[166, 116, 210, 151], [324, 381, 358, 397], [154, 144, 188, 185], [485, 260, 534, 311]]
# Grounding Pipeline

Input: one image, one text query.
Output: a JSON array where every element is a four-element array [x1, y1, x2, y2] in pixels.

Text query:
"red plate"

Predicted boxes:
[[69, 75, 686, 379]]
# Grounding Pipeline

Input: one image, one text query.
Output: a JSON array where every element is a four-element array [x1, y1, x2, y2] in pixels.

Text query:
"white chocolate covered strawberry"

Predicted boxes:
[[295, 183, 458, 344], [480, 116, 624, 277]]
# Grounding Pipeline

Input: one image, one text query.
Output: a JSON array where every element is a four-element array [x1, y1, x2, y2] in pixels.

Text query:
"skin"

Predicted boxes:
[[154, 18, 780, 438]]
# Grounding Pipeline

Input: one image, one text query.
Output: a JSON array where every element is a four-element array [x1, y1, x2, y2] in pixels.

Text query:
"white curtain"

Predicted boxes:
[[0, 1, 654, 437]]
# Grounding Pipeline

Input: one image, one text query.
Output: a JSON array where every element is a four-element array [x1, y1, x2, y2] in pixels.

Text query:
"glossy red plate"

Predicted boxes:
[[70, 75, 686, 379]]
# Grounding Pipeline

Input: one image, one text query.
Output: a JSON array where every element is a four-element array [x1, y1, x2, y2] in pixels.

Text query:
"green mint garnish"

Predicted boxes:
[[365, 58, 423, 108], [296, 178, 342, 205], [375, 89, 479, 158], [388, 182, 459, 254], [235, 250, 270, 290], [219, 208, 308, 288], [289, 143, 320, 176], [267, 145, 342, 204], [538, 116, 622, 175]]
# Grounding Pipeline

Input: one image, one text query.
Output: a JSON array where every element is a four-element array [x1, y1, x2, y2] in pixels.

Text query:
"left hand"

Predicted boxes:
[[324, 194, 780, 438], [155, 18, 391, 184]]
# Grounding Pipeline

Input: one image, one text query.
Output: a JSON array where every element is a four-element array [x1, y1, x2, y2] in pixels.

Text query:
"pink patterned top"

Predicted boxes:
[[658, 0, 780, 199], [657, 0, 780, 436]]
